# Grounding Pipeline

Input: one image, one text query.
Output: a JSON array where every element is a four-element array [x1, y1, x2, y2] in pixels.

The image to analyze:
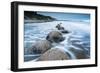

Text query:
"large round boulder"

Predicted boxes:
[[29, 40, 52, 54], [37, 48, 69, 61], [46, 31, 65, 43]]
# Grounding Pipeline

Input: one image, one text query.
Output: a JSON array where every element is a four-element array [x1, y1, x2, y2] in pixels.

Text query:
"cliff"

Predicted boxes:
[[24, 11, 56, 23]]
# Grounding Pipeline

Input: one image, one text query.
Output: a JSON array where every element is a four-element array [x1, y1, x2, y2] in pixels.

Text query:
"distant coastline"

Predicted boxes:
[[24, 20, 54, 23], [24, 20, 90, 24]]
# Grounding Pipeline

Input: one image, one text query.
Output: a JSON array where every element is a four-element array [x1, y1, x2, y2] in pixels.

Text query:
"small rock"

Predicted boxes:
[[60, 30, 70, 34], [56, 23, 65, 30], [69, 47, 88, 59]]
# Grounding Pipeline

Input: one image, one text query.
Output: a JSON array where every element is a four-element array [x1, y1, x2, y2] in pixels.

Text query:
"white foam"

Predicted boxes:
[[24, 54, 41, 57], [24, 20, 90, 60]]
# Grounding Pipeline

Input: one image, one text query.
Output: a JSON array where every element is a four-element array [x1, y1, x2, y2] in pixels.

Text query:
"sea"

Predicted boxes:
[[24, 20, 90, 62]]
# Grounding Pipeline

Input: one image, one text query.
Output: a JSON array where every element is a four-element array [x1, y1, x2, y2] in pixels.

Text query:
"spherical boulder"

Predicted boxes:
[[29, 40, 52, 54], [46, 31, 65, 43], [37, 48, 69, 61]]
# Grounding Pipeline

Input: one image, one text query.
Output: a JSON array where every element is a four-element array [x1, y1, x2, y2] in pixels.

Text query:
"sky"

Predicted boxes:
[[37, 11, 90, 21]]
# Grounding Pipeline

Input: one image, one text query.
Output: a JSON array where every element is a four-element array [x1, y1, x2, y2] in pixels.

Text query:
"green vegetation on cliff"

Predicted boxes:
[[24, 11, 56, 22]]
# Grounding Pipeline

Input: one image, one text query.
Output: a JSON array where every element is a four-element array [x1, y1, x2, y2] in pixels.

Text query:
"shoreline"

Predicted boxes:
[[24, 20, 54, 23], [24, 20, 90, 24]]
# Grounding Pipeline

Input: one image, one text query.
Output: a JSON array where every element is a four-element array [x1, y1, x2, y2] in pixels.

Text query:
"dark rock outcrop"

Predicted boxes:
[[60, 30, 70, 34], [56, 23, 70, 34], [56, 23, 65, 30]]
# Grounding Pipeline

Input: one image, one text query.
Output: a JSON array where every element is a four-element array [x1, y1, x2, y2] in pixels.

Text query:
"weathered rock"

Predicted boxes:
[[60, 30, 70, 34], [29, 40, 52, 54], [56, 23, 65, 30], [46, 31, 65, 43], [56, 23, 70, 34], [37, 48, 69, 61], [69, 47, 88, 59], [29, 31, 65, 54]]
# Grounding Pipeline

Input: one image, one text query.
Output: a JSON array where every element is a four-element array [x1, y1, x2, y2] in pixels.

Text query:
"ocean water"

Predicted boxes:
[[24, 21, 90, 62]]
